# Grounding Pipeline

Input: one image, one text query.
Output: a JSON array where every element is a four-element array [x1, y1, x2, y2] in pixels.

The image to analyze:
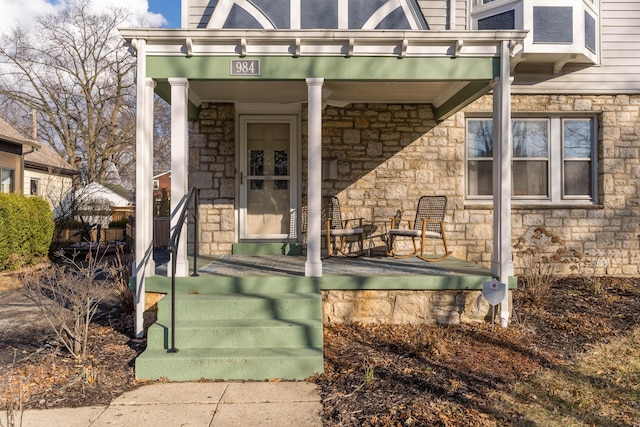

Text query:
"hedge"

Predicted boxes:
[[0, 193, 54, 270]]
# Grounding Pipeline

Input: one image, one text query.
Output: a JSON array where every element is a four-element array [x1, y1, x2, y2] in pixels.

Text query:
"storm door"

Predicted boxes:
[[239, 116, 298, 240]]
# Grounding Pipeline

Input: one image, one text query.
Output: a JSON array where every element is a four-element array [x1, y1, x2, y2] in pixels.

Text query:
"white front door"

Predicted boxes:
[[239, 115, 298, 240]]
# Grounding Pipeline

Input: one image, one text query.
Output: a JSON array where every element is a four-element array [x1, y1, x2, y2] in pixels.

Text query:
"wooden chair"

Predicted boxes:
[[386, 195, 452, 262], [322, 196, 365, 258]]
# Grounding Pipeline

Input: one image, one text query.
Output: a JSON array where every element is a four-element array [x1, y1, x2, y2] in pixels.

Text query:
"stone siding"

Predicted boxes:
[[189, 103, 236, 255], [190, 95, 640, 276], [464, 95, 640, 275], [322, 290, 497, 325]]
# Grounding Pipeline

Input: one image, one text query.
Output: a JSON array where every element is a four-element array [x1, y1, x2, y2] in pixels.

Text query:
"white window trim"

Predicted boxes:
[[465, 115, 598, 205]]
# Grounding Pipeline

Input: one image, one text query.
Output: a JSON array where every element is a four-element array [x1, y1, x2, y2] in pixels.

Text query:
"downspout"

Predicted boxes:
[[21, 144, 38, 195], [448, 0, 456, 30]]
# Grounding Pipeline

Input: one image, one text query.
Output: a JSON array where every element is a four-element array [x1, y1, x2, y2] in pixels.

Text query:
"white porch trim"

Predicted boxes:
[[491, 40, 514, 327], [305, 77, 324, 277], [169, 78, 190, 277]]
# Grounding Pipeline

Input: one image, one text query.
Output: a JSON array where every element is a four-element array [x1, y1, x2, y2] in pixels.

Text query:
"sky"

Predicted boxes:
[[0, 0, 182, 34], [148, 0, 181, 28]]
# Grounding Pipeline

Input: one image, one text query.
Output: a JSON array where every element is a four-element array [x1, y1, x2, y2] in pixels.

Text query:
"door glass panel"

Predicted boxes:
[[246, 123, 291, 236], [249, 150, 264, 189]]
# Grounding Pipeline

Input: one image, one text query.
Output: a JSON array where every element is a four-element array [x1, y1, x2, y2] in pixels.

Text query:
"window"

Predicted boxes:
[[30, 178, 39, 196], [153, 180, 159, 190], [466, 117, 596, 203], [563, 119, 593, 197], [0, 168, 15, 193]]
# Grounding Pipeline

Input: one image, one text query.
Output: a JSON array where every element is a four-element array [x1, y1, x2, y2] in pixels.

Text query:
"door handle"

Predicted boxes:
[[240, 171, 243, 185]]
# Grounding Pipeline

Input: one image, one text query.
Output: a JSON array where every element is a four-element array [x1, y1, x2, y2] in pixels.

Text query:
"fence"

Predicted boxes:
[[126, 217, 171, 249]]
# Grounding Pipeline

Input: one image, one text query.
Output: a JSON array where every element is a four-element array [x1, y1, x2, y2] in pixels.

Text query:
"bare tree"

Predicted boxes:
[[153, 97, 172, 175], [20, 249, 113, 360], [0, 0, 137, 185]]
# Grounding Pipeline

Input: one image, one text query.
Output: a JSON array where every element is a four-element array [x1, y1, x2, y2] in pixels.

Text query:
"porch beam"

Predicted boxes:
[[491, 40, 514, 327], [305, 77, 324, 277], [133, 39, 154, 338], [434, 81, 492, 122], [169, 77, 190, 277], [145, 56, 499, 81]]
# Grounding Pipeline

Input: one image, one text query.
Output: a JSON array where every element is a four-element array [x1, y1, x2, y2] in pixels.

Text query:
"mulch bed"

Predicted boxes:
[[1, 277, 639, 426]]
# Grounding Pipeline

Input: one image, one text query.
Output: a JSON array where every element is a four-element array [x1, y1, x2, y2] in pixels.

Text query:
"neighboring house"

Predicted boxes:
[[121, 0, 640, 337], [0, 117, 34, 194], [153, 170, 171, 210], [23, 140, 77, 219], [70, 181, 133, 226]]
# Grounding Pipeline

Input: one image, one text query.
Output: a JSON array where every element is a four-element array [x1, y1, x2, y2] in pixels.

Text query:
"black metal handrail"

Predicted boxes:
[[166, 187, 200, 353]]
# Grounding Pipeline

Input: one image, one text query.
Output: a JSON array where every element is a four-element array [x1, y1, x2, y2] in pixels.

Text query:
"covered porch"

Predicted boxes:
[[120, 28, 526, 339]]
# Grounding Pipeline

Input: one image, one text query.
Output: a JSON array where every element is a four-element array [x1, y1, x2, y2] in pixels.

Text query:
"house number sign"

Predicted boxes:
[[230, 59, 260, 76]]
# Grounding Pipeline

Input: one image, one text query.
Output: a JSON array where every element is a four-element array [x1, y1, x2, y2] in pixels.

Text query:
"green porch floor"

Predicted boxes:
[[149, 254, 515, 292]]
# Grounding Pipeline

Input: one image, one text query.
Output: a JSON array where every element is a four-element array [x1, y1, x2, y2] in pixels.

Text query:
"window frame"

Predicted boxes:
[[465, 115, 598, 205], [0, 167, 15, 194], [30, 178, 40, 196]]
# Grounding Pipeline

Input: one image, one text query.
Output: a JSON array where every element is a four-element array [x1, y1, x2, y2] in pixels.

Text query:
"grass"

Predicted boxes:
[[498, 327, 640, 426]]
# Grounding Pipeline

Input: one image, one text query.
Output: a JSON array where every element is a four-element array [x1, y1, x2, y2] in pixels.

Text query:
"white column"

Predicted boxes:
[[169, 78, 190, 277], [491, 40, 514, 327], [134, 39, 154, 338], [143, 78, 156, 276], [305, 78, 324, 277]]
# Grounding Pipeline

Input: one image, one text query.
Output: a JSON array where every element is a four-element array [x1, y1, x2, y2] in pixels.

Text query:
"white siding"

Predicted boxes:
[[23, 169, 74, 219], [419, 0, 448, 29], [513, 0, 640, 94], [185, 0, 213, 29], [456, 0, 469, 30]]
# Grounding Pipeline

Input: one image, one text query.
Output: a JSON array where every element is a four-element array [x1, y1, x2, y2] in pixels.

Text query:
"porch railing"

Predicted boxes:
[[166, 187, 200, 353]]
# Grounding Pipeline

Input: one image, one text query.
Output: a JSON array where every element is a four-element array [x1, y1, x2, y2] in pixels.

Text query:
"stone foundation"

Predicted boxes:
[[322, 290, 509, 325]]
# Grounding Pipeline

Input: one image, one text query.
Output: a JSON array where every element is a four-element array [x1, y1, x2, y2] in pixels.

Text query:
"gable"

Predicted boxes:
[[205, 0, 428, 30]]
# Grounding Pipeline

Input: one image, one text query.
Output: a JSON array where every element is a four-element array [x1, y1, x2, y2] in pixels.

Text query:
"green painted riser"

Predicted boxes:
[[155, 293, 322, 322], [146, 276, 322, 294], [145, 274, 502, 295], [146, 319, 322, 350], [135, 347, 324, 381]]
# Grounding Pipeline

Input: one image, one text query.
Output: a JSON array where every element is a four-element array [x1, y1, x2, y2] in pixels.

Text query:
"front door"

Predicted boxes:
[[239, 116, 298, 241]]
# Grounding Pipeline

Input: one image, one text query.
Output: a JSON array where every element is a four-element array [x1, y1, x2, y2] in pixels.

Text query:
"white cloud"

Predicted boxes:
[[0, 0, 165, 35]]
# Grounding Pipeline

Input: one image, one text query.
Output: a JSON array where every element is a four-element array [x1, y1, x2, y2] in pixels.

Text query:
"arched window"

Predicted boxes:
[[206, 0, 428, 30]]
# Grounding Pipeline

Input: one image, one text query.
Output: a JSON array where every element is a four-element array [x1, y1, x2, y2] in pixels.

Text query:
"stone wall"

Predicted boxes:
[[463, 95, 640, 275], [322, 290, 497, 325], [302, 103, 464, 257], [189, 95, 640, 276], [189, 103, 236, 255]]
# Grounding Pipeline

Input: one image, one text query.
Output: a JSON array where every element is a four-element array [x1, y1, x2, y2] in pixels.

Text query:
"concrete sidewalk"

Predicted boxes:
[[20, 382, 323, 426]]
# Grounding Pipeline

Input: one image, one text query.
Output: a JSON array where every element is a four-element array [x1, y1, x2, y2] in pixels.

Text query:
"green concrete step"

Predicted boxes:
[[138, 276, 324, 381], [146, 318, 323, 350], [146, 275, 321, 294], [135, 347, 324, 381], [155, 292, 322, 322]]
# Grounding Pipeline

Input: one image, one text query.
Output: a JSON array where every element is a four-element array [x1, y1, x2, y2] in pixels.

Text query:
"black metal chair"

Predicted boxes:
[[322, 196, 365, 258], [386, 195, 451, 262]]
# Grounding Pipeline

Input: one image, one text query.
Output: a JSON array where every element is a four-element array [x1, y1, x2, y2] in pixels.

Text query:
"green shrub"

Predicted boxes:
[[0, 193, 54, 270], [108, 218, 128, 228], [157, 187, 170, 217]]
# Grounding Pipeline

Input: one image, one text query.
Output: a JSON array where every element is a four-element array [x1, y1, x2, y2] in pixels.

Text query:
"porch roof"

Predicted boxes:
[[120, 28, 527, 121]]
